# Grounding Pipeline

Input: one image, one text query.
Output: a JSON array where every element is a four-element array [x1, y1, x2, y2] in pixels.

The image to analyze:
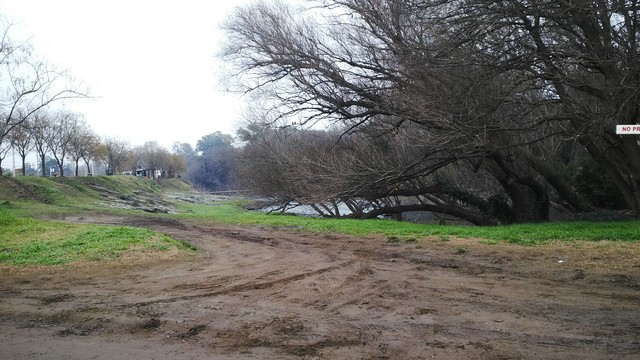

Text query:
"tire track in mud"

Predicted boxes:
[[119, 219, 371, 308], [127, 259, 357, 307], [6, 213, 638, 359]]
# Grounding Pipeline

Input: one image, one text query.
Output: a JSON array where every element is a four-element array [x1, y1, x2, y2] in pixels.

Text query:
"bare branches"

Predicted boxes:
[[0, 17, 89, 172], [224, 0, 640, 221]]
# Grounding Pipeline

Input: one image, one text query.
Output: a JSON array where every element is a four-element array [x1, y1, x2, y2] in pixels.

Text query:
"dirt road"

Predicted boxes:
[[1, 215, 639, 359]]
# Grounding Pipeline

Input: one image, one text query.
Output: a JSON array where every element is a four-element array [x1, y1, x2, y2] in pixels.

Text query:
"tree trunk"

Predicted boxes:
[[582, 139, 640, 218], [40, 154, 46, 176], [526, 155, 592, 212], [83, 158, 91, 176], [489, 156, 550, 223], [619, 137, 640, 218], [504, 181, 549, 223], [20, 155, 27, 176]]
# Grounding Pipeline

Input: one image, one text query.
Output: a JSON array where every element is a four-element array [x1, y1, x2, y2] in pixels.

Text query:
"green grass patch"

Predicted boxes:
[[0, 175, 162, 201], [176, 201, 640, 245], [2, 176, 639, 247], [0, 209, 194, 266]]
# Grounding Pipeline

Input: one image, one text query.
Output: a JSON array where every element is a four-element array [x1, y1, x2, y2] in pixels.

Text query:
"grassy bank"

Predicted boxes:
[[0, 209, 194, 266], [0, 175, 189, 217], [177, 201, 640, 245], [1, 175, 638, 268]]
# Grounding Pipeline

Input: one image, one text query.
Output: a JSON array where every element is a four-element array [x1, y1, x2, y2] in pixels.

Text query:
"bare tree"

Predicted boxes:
[[165, 153, 187, 179], [223, 0, 636, 222], [454, 0, 640, 216], [237, 121, 512, 224], [29, 111, 52, 176], [136, 141, 169, 178], [45, 110, 81, 177], [0, 133, 11, 175], [103, 137, 131, 175], [8, 118, 33, 175], [81, 135, 105, 176], [67, 120, 96, 176], [222, 1, 551, 222], [0, 19, 88, 151]]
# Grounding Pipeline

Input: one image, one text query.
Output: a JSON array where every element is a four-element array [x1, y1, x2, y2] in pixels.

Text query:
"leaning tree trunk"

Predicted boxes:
[[83, 158, 91, 176], [488, 155, 550, 224], [526, 155, 593, 213], [582, 138, 640, 218]]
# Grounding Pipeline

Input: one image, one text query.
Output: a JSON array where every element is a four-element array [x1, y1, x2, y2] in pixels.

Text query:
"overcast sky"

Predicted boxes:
[[0, 0, 252, 149]]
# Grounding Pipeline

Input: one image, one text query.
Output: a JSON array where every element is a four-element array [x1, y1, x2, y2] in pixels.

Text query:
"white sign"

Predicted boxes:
[[616, 125, 640, 134]]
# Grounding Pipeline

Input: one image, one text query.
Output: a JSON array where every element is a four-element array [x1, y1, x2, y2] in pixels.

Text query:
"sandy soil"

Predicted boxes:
[[1, 214, 639, 359]]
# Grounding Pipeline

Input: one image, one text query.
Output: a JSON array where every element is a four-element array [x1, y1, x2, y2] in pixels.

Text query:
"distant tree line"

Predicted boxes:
[[173, 131, 238, 191], [219, 0, 640, 224], [1, 107, 191, 179], [2, 105, 238, 190], [0, 17, 190, 180]]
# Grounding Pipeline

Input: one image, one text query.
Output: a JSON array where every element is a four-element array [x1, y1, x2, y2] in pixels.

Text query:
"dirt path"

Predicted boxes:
[[1, 215, 639, 359]]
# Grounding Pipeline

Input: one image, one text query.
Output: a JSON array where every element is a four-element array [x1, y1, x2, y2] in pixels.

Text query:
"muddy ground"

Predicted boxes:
[[1, 214, 639, 359]]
